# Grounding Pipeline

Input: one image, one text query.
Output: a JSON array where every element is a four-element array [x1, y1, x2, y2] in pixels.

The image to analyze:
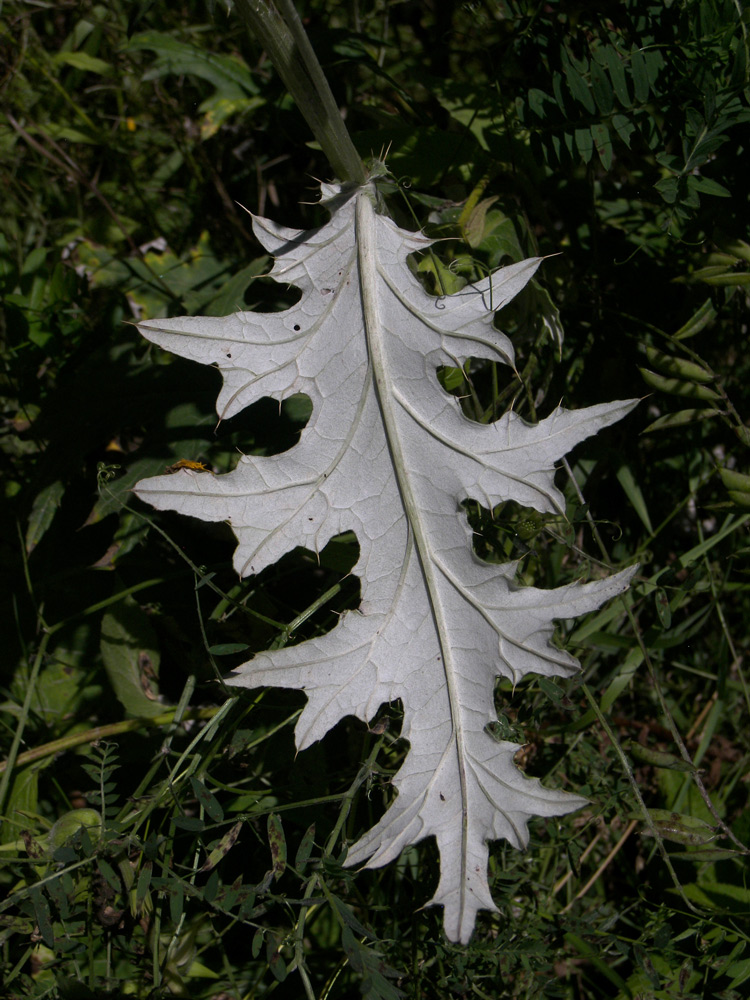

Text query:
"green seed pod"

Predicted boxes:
[[727, 490, 750, 510], [719, 467, 750, 492], [685, 264, 735, 282], [48, 808, 102, 852], [673, 298, 716, 340], [624, 740, 694, 771], [643, 346, 714, 384], [642, 408, 720, 433], [705, 252, 738, 267], [639, 368, 721, 401], [700, 272, 750, 286], [642, 809, 716, 846], [715, 236, 750, 264]]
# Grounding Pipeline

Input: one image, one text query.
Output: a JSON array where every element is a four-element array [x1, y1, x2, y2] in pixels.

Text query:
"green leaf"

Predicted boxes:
[[173, 816, 205, 832], [21, 247, 49, 276], [590, 59, 613, 114], [562, 50, 595, 114], [591, 122, 613, 170], [538, 676, 563, 702], [136, 862, 152, 906], [169, 879, 185, 924], [551, 71, 568, 114], [616, 463, 653, 533], [100, 598, 166, 718], [128, 31, 258, 97], [267, 813, 286, 880], [189, 777, 224, 823], [611, 113, 636, 148], [52, 51, 113, 76], [680, 881, 750, 914], [204, 257, 270, 316], [25, 479, 65, 553], [30, 888, 54, 948], [654, 176, 679, 204], [729, 30, 748, 89], [185, 960, 221, 980], [527, 87, 550, 119], [1, 765, 40, 846], [461, 195, 499, 249], [575, 127, 594, 163], [198, 94, 265, 140], [726, 957, 750, 990], [295, 823, 316, 872], [267, 937, 288, 982], [654, 587, 672, 629], [630, 46, 650, 103], [603, 46, 631, 107], [689, 175, 730, 198], [97, 858, 122, 893], [200, 820, 243, 871]]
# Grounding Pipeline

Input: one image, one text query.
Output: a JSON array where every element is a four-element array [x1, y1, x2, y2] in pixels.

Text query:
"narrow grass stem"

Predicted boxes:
[[0, 632, 50, 814], [580, 683, 696, 912], [559, 818, 637, 913], [324, 736, 384, 857]]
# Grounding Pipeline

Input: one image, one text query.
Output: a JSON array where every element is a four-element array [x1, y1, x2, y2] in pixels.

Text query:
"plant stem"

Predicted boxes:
[[0, 707, 218, 775], [233, 0, 366, 184], [0, 632, 50, 812]]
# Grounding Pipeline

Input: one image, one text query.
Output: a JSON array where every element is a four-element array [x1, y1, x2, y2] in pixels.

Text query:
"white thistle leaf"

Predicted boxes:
[[135, 181, 637, 943]]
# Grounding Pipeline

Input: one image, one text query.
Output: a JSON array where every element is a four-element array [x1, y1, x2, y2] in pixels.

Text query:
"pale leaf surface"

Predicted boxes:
[[135, 181, 636, 942]]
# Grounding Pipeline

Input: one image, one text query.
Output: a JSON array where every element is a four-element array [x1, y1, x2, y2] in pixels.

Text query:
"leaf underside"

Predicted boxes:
[[135, 180, 637, 943]]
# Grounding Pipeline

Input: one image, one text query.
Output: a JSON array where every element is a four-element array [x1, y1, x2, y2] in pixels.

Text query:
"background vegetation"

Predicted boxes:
[[1, 0, 750, 997]]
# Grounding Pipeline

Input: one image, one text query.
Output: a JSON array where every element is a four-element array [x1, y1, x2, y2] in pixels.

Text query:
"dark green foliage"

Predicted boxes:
[[1, 0, 750, 997]]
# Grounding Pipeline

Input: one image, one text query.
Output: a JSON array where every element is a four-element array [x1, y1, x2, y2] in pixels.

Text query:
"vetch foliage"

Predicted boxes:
[[135, 178, 637, 943]]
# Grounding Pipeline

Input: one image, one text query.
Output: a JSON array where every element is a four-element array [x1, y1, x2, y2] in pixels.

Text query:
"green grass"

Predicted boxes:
[[1, 1, 750, 997]]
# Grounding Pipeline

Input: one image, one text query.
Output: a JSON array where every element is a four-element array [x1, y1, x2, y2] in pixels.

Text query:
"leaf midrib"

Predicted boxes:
[[356, 187, 473, 921]]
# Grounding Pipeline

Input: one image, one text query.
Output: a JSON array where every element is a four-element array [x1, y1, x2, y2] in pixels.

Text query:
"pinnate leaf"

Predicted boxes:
[[134, 179, 636, 942]]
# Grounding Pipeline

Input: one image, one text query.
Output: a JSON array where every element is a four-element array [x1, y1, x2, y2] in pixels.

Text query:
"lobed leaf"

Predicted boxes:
[[135, 179, 637, 942]]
